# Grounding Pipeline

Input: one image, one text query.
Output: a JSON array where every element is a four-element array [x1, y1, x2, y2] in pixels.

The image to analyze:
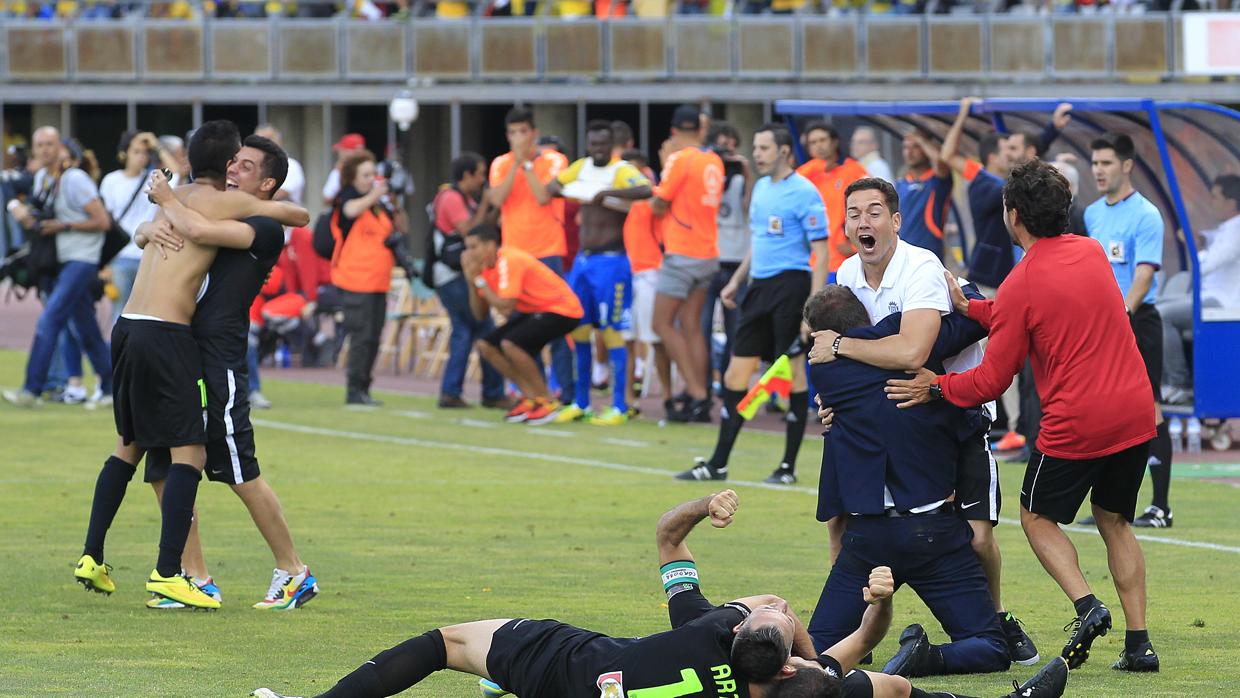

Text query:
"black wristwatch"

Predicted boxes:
[[928, 383, 944, 401]]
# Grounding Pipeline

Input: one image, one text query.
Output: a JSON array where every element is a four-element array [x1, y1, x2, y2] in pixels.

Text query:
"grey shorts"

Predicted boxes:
[[656, 253, 719, 300]]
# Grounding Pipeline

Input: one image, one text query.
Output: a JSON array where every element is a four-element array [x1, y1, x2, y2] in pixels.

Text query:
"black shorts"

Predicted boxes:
[[485, 619, 613, 697], [482, 312, 580, 359], [145, 365, 260, 485], [957, 421, 1001, 524], [1131, 303, 1163, 402], [732, 270, 811, 362], [842, 670, 873, 698], [1021, 441, 1151, 524], [111, 316, 206, 449]]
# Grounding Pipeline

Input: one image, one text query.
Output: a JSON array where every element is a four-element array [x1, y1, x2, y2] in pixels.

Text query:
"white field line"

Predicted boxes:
[[252, 418, 1240, 557]]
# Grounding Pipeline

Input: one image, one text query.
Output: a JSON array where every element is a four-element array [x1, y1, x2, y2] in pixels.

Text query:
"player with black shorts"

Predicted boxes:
[[677, 123, 830, 485], [139, 135, 320, 610]]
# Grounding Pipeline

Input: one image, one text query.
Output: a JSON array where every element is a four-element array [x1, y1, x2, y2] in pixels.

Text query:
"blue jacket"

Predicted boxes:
[[812, 292, 987, 522]]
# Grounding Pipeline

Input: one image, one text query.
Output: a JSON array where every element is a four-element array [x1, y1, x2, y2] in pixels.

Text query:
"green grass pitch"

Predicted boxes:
[[1, 349, 1237, 697]]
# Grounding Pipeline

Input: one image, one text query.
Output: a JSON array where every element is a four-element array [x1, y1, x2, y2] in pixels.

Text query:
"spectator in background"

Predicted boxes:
[[1159, 175, 1240, 405], [322, 133, 367, 207], [255, 124, 305, 204], [703, 120, 752, 394], [940, 99, 1013, 290], [428, 152, 508, 410], [797, 120, 868, 279], [896, 126, 953, 261], [850, 126, 893, 184], [1050, 154, 1086, 236], [3, 126, 112, 409], [610, 120, 636, 162], [99, 131, 163, 323], [329, 149, 395, 406], [651, 105, 724, 423], [488, 107, 576, 407], [622, 147, 671, 412]]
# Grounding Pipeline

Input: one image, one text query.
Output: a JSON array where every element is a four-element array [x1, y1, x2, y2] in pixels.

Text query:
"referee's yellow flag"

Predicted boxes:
[[736, 355, 793, 420]]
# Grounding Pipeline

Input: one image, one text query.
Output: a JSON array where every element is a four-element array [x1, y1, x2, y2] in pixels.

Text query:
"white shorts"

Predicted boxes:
[[631, 269, 661, 344]]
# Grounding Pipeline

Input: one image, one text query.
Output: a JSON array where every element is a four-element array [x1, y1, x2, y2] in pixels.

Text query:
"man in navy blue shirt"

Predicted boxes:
[[676, 123, 829, 485], [804, 283, 1011, 679], [940, 98, 1012, 290]]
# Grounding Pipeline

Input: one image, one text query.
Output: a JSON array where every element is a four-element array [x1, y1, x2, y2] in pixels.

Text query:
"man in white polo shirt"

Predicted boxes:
[[808, 177, 1038, 668]]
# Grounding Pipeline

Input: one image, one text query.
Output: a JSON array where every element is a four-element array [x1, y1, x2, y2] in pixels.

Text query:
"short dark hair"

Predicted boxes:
[[1090, 132, 1135, 162], [621, 148, 647, 168], [979, 132, 1005, 169], [452, 152, 485, 183], [765, 668, 843, 698], [586, 119, 613, 137], [1009, 130, 1043, 158], [708, 120, 741, 146], [467, 222, 501, 244], [909, 125, 936, 142], [1214, 174, 1240, 207], [338, 149, 377, 189], [187, 119, 241, 181], [731, 625, 789, 683], [505, 107, 535, 129], [755, 122, 793, 152], [844, 177, 899, 214], [803, 285, 871, 334], [241, 134, 288, 192], [1003, 159, 1072, 239], [116, 130, 141, 164], [804, 120, 839, 142], [610, 120, 634, 147]]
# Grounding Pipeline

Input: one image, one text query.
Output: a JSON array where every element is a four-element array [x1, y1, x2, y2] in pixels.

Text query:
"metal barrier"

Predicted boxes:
[[0, 13, 1192, 83]]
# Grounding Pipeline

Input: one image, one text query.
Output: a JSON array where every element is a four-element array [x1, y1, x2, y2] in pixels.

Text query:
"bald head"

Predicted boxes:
[[850, 127, 878, 158], [33, 126, 61, 169]]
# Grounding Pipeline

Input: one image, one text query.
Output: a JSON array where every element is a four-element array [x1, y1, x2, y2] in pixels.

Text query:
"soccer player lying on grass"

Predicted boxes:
[[253, 491, 1068, 698]]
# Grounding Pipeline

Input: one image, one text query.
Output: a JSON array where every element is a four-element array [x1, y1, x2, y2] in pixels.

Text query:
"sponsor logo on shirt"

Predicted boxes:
[[596, 672, 623, 698]]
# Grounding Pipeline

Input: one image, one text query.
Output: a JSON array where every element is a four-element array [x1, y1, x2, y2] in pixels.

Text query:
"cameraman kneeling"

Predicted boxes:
[[4, 126, 112, 408]]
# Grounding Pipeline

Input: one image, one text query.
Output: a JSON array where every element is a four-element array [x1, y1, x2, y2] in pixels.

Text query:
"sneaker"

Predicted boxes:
[[61, 385, 89, 405], [254, 567, 319, 610], [346, 391, 383, 407], [687, 398, 712, 423], [1112, 642, 1159, 672], [250, 391, 273, 410], [84, 389, 112, 411], [437, 394, 470, 409], [763, 464, 797, 485], [480, 678, 510, 696], [145, 569, 221, 610], [883, 624, 935, 677], [252, 690, 299, 698], [589, 407, 628, 426], [2, 388, 38, 408], [74, 554, 115, 594], [1003, 657, 1068, 698], [505, 398, 536, 423], [148, 576, 223, 609], [1060, 601, 1111, 669], [525, 400, 562, 426], [995, 431, 1027, 451], [1133, 505, 1173, 529], [664, 399, 689, 423], [554, 404, 589, 423], [675, 457, 726, 481], [1000, 612, 1041, 666]]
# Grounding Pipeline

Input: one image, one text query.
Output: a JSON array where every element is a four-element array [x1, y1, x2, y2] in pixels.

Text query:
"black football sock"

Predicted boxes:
[[83, 455, 137, 562], [155, 463, 201, 577], [707, 388, 746, 472], [317, 630, 447, 698], [1124, 629, 1150, 654], [1148, 422, 1172, 512], [909, 689, 981, 698], [1073, 593, 1099, 617], [781, 391, 810, 472]]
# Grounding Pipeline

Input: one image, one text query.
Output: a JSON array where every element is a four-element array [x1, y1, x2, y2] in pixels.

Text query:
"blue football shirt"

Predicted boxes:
[[896, 170, 953, 259], [748, 172, 829, 280], [1084, 191, 1164, 305]]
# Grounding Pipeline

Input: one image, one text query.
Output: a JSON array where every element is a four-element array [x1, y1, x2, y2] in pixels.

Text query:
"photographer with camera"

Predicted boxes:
[[328, 148, 412, 406], [426, 152, 507, 410], [99, 131, 165, 322], [3, 126, 112, 408]]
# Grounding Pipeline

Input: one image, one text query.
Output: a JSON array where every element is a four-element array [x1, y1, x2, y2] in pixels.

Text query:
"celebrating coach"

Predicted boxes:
[[886, 159, 1160, 674]]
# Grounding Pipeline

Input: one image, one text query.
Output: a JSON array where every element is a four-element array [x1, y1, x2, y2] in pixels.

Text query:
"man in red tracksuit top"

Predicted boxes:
[[884, 160, 1159, 675]]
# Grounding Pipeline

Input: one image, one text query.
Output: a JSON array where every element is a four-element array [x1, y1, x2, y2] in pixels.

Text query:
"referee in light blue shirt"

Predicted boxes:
[[676, 123, 830, 486], [1084, 132, 1175, 533]]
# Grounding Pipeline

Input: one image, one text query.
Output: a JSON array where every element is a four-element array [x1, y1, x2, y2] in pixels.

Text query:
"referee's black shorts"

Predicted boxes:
[[146, 365, 261, 485], [1131, 303, 1163, 402], [732, 270, 811, 362], [482, 312, 580, 359], [1021, 440, 1151, 524], [111, 316, 206, 449]]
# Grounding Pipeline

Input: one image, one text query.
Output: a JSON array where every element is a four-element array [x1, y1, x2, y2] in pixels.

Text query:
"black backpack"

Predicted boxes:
[[311, 207, 340, 260]]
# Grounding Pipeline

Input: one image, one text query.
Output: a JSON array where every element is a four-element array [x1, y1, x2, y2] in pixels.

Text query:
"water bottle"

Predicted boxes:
[[1186, 417, 1202, 455], [1168, 417, 1183, 455]]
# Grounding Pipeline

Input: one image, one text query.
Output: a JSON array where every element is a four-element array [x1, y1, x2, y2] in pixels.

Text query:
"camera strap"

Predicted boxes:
[[113, 174, 147, 223]]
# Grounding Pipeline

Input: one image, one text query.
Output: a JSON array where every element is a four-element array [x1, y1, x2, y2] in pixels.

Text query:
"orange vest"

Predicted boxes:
[[330, 206, 395, 293]]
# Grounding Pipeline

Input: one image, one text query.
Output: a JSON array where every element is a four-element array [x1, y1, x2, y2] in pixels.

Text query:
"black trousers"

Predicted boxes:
[[342, 290, 386, 395]]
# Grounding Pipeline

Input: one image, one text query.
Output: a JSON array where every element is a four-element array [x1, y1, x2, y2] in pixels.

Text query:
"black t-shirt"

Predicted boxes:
[[192, 216, 285, 366]]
